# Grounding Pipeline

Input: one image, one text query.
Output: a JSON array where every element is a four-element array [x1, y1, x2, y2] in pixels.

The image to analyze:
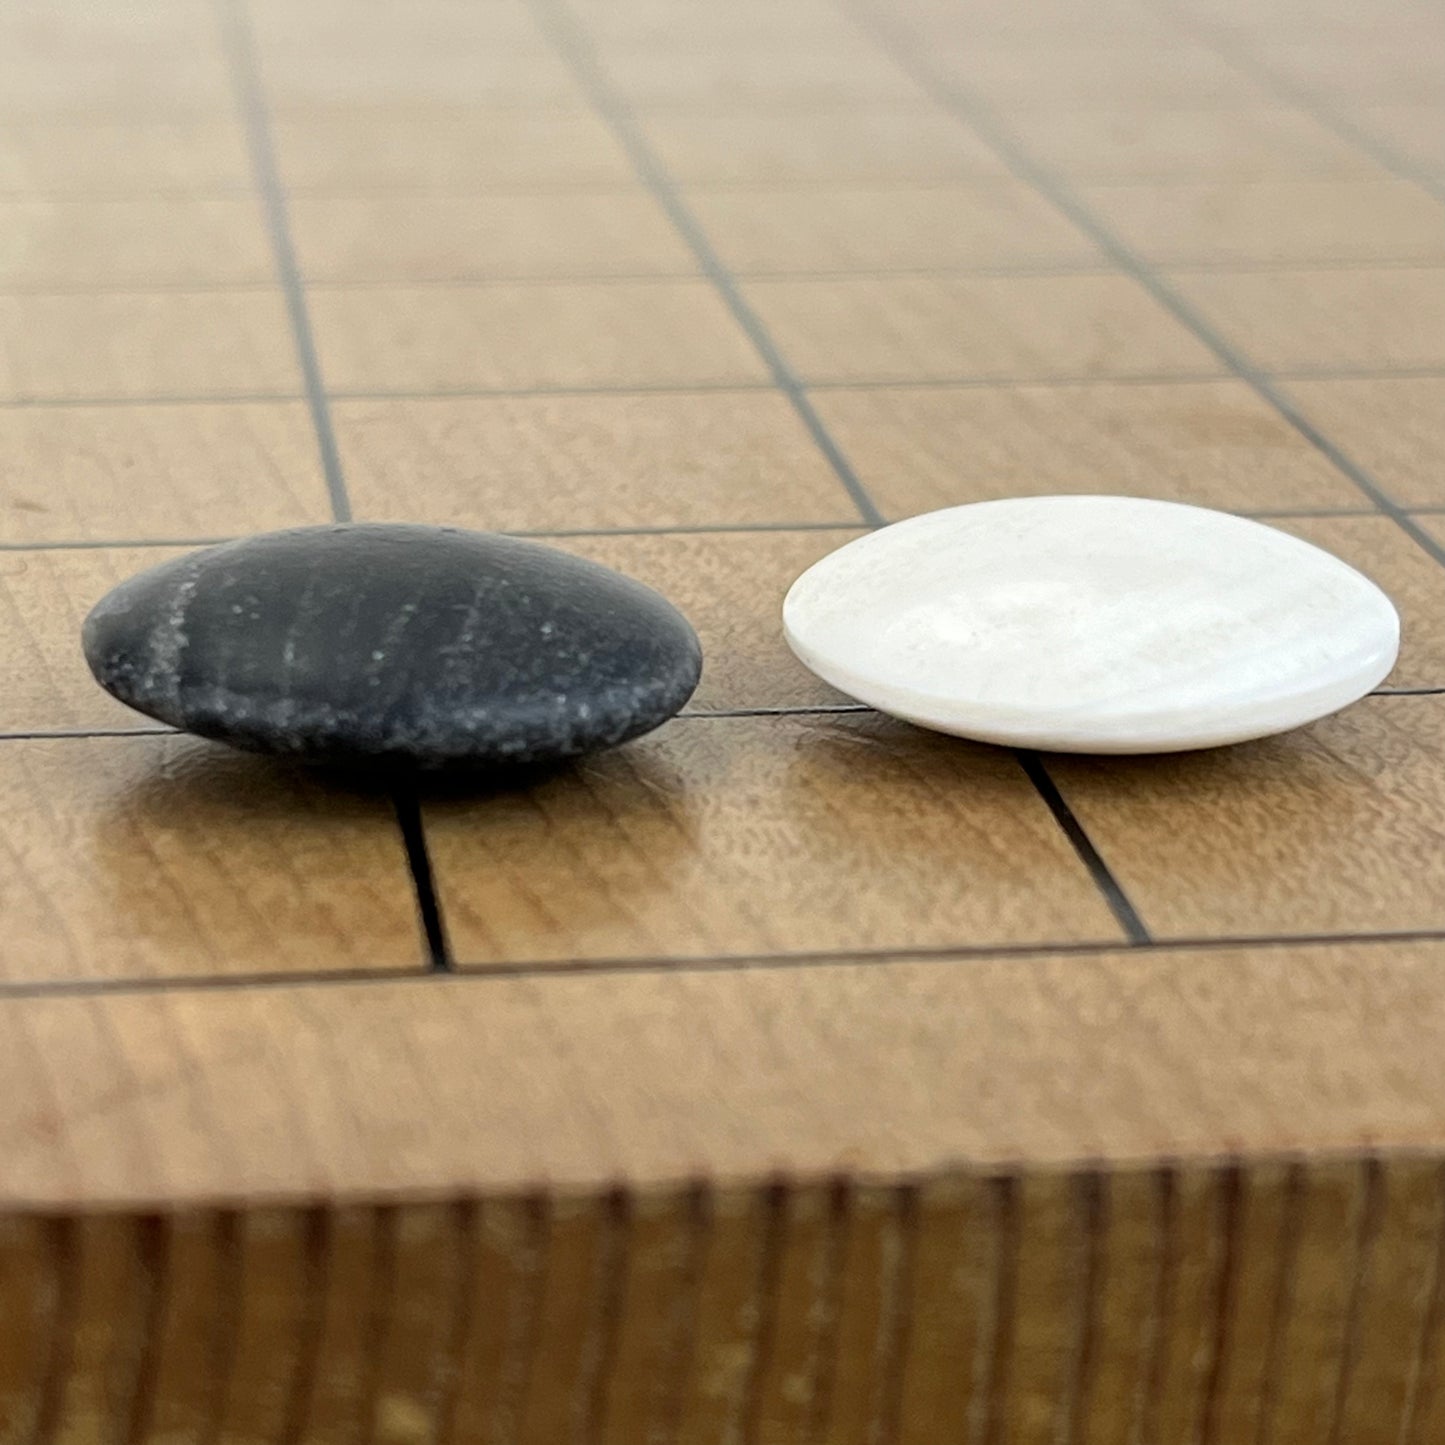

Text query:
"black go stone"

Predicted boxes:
[[82, 524, 703, 769]]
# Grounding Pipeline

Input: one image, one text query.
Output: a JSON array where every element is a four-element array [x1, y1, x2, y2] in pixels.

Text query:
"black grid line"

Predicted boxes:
[[820, 367, 1445, 386], [840, 2, 1445, 580], [216, 0, 351, 524], [3, 506, 1410, 555], [9, 689, 1445, 747], [392, 788, 453, 971], [0, 174, 1435, 207], [0, 727, 179, 742], [605, 95, 1337, 117], [0, 537, 240, 552], [529, 0, 887, 529], [0, 708, 865, 746], [1, 926, 1445, 1001], [609, 97, 1408, 118], [0, 522, 868, 553], [1016, 751, 1151, 944], [8, 255, 1445, 296], [2, 365, 1445, 414], [7, 257, 1445, 299], [682, 705, 875, 719], [0, 265, 1134, 292], [0, 393, 309, 409]]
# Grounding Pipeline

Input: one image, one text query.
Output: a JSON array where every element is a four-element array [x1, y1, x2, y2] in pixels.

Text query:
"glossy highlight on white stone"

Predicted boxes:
[[783, 496, 1400, 754]]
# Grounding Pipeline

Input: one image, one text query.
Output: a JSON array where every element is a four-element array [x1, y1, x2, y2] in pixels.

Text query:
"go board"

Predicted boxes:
[[2, 0, 1445, 1439]]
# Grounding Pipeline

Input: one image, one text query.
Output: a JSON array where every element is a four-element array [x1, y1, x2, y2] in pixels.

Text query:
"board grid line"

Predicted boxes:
[[8, 255, 1445, 294], [3, 504, 1426, 555], [392, 791, 452, 971], [2, 179, 1443, 202], [216, 0, 351, 525], [4, 925, 1445, 1002], [1016, 751, 1151, 944], [0, 364, 1443, 414], [7, 688, 1445, 745]]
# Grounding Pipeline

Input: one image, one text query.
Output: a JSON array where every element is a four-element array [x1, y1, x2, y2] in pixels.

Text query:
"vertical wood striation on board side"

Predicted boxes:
[[0, 1156, 1438, 1443]]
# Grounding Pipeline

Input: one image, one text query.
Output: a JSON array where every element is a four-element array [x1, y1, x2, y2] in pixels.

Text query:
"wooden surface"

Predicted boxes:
[[2, 0, 1445, 1438]]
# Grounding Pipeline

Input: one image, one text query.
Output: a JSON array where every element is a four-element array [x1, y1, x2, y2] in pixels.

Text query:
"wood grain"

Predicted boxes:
[[930, 40, 1266, 106], [307, 282, 769, 394], [0, 292, 302, 401], [1051, 695, 1445, 937], [1171, 266, 1445, 373], [1284, 377, 1445, 507], [1080, 178, 1445, 266], [0, 118, 249, 195], [1002, 106, 1372, 180], [1248, 40, 1444, 102], [0, 734, 421, 979], [0, 939, 1442, 1201], [0, 402, 328, 545], [271, 108, 636, 191], [251, 28, 579, 108], [333, 391, 857, 531], [571, 0, 860, 47], [0, 15, 228, 113], [648, 107, 1007, 184], [1273, 515, 1445, 689], [1347, 104, 1445, 173], [743, 274, 1224, 384], [550, 529, 862, 710], [811, 378, 1363, 516], [686, 181, 1100, 273], [0, 1158, 1436, 1445], [1, 545, 193, 730], [1, 943, 1445, 1429], [424, 713, 1125, 965], [289, 191, 699, 282], [597, 43, 923, 109], [0, 197, 273, 287]]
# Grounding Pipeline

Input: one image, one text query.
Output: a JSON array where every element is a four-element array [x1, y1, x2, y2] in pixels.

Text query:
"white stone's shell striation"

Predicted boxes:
[[783, 496, 1400, 754]]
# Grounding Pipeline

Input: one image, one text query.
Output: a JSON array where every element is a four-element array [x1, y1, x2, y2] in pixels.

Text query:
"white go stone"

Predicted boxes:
[[783, 496, 1400, 754]]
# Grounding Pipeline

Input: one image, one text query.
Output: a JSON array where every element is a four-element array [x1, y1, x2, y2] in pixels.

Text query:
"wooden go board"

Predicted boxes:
[[2, 0, 1445, 1439]]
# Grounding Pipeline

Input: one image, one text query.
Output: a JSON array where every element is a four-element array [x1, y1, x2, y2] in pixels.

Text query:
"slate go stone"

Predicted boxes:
[[83, 524, 702, 768], [783, 496, 1400, 754]]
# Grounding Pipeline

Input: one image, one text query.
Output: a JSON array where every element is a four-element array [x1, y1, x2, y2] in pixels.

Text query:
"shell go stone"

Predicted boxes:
[[783, 496, 1399, 754]]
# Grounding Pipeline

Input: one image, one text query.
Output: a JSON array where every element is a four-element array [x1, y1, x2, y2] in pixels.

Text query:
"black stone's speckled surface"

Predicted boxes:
[[82, 524, 703, 767]]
